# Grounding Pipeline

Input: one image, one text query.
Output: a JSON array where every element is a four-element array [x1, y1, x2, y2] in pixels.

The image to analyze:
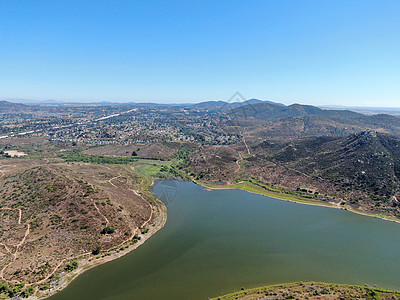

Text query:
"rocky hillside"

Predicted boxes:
[[0, 160, 152, 288], [188, 131, 400, 218]]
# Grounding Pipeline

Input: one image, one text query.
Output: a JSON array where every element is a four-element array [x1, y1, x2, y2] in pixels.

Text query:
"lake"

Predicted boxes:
[[50, 180, 400, 300]]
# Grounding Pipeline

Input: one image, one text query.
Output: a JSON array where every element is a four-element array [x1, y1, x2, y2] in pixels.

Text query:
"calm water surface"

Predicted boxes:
[[50, 180, 400, 300]]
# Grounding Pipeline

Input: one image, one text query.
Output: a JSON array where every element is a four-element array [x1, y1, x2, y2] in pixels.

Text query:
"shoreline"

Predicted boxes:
[[33, 177, 399, 298], [38, 195, 167, 299], [194, 180, 400, 225]]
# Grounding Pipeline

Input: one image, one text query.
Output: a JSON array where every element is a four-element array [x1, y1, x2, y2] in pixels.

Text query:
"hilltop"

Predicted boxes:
[[0, 158, 165, 298], [228, 102, 400, 138], [0, 101, 27, 112]]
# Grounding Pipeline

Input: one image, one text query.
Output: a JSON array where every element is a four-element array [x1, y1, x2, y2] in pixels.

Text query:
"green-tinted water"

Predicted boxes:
[[50, 180, 400, 300]]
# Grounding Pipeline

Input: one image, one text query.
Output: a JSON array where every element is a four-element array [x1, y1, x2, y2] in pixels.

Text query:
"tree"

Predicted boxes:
[[22, 286, 35, 297], [101, 227, 115, 234], [65, 260, 78, 272], [92, 246, 101, 255]]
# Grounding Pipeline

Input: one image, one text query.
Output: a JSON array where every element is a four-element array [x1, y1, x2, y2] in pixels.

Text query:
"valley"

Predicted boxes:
[[1, 99, 400, 298]]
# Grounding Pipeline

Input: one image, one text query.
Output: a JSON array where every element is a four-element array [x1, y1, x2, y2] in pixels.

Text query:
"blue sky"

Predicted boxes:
[[1, 1, 399, 106]]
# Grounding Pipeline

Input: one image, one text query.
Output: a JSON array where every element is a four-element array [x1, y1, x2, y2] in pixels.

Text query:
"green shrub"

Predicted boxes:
[[65, 260, 78, 272], [92, 246, 101, 255], [101, 227, 115, 234]]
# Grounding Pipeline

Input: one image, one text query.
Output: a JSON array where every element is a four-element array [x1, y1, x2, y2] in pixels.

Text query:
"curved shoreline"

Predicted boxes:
[[193, 180, 400, 225], [36, 177, 399, 299]]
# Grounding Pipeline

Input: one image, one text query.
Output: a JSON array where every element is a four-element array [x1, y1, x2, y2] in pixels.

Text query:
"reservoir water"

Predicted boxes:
[[50, 180, 400, 300]]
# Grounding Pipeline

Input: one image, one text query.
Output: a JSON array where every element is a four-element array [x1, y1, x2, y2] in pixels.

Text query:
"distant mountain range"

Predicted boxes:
[[2, 98, 285, 107], [192, 98, 285, 108], [0, 100, 27, 112], [321, 105, 400, 116], [3, 98, 400, 114]]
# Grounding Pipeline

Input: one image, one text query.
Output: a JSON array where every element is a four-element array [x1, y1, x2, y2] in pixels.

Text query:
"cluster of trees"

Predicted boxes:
[[101, 227, 115, 234], [0, 281, 34, 297], [62, 150, 165, 164], [174, 147, 190, 161], [92, 246, 101, 255], [0, 150, 11, 158], [62, 151, 138, 164], [64, 260, 78, 272]]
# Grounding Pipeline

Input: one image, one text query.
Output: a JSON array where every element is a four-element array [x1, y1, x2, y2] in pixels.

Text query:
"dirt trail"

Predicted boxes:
[[128, 166, 152, 226], [91, 199, 110, 225], [16, 224, 30, 250], [141, 204, 153, 229], [0, 164, 13, 178], [0, 209, 30, 282], [87, 183, 110, 225], [243, 136, 251, 155], [235, 153, 243, 173], [1, 164, 156, 287], [108, 172, 122, 187], [0, 243, 14, 258], [33, 192, 154, 287]]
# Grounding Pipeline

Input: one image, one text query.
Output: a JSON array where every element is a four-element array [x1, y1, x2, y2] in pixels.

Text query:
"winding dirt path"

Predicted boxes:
[[87, 183, 110, 225], [16, 224, 30, 251], [0, 209, 30, 282], [0, 164, 13, 179], [235, 153, 243, 173], [108, 172, 122, 187], [91, 199, 110, 225], [243, 136, 251, 155], [0, 243, 14, 258], [1, 164, 156, 288], [32, 181, 155, 287], [140, 203, 153, 229]]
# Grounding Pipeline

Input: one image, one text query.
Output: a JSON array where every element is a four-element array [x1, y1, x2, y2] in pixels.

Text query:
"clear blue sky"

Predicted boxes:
[[1, 0, 399, 106]]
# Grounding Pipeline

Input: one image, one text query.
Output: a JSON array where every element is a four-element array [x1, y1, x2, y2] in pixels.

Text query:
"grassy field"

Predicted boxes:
[[195, 179, 335, 207]]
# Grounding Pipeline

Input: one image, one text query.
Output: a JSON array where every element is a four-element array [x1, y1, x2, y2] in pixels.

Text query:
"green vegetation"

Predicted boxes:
[[196, 179, 332, 207], [101, 227, 115, 234], [61, 150, 165, 164], [22, 286, 35, 297], [174, 147, 190, 161], [0, 281, 26, 298], [92, 246, 101, 255], [64, 260, 79, 272]]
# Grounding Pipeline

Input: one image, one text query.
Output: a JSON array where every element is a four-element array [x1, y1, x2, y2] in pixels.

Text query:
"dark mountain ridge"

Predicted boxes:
[[229, 102, 400, 138], [193, 98, 285, 109], [0, 100, 28, 112]]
